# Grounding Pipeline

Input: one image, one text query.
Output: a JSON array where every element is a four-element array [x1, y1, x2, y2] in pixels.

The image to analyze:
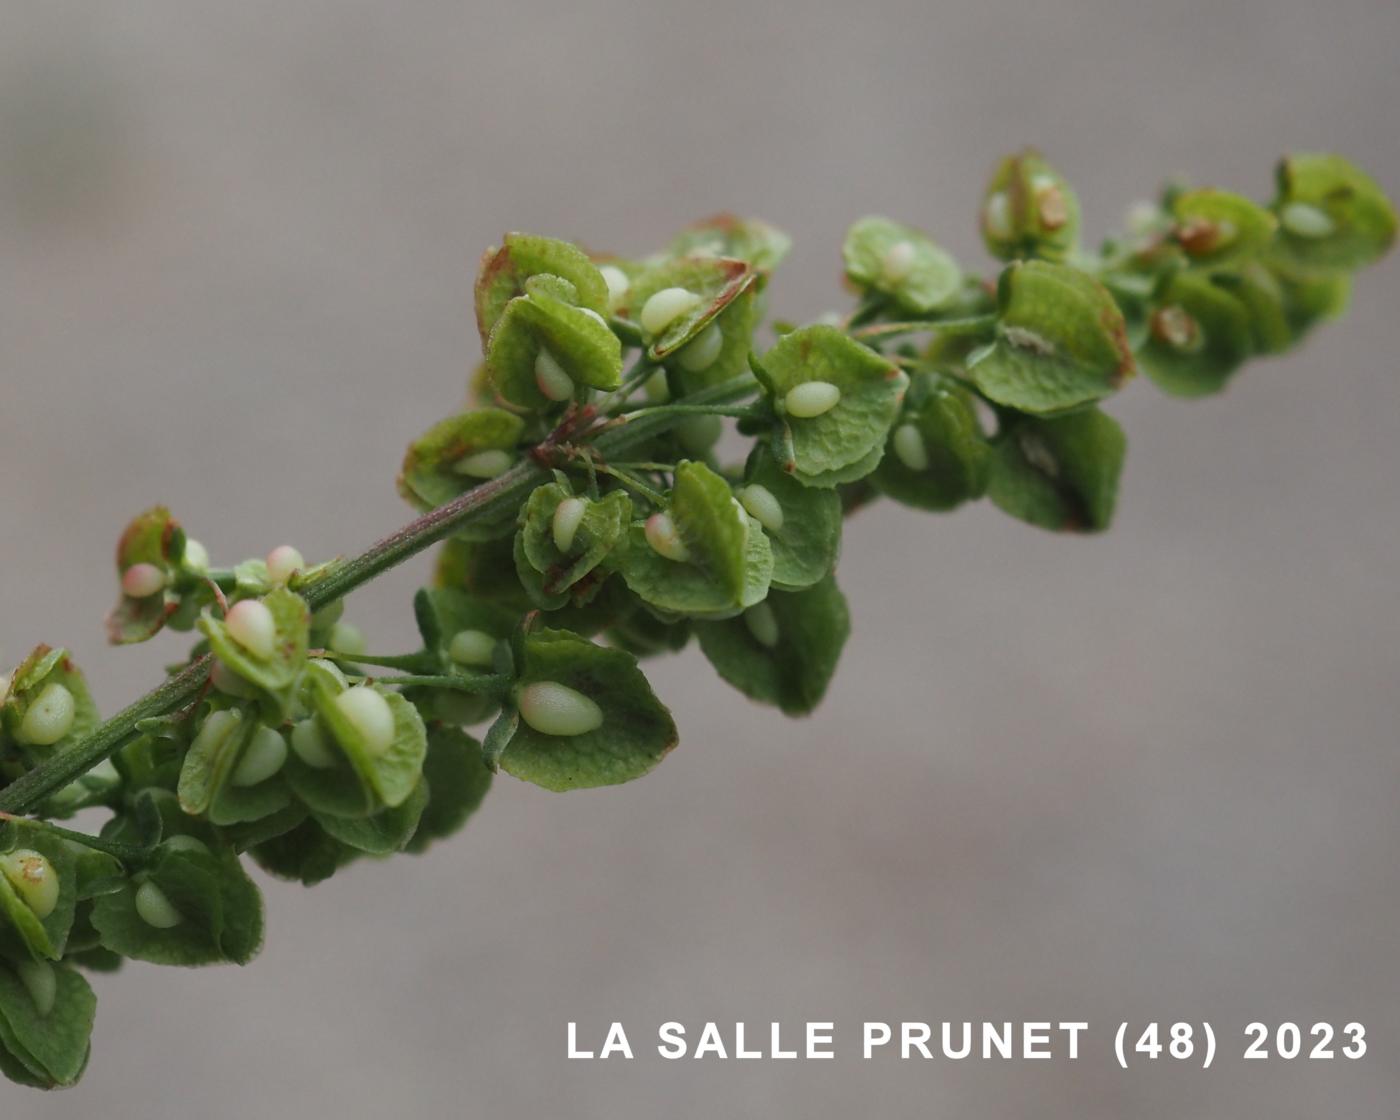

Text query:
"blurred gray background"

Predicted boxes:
[[2, 1, 1397, 1116]]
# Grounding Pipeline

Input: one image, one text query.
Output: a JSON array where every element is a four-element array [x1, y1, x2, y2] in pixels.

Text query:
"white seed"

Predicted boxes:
[[738, 484, 784, 533], [290, 718, 338, 770], [210, 660, 259, 699], [226, 599, 276, 660], [639, 287, 701, 336], [983, 191, 1013, 241], [134, 880, 184, 929], [881, 240, 917, 284], [265, 545, 304, 584], [182, 538, 210, 573], [534, 347, 575, 401], [599, 265, 630, 305], [1280, 201, 1335, 239], [232, 725, 288, 787], [328, 621, 367, 656], [121, 562, 166, 599], [783, 380, 842, 418], [189, 708, 241, 762], [676, 413, 722, 454], [0, 850, 59, 919], [644, 511, 690, 562], [453, 448, 513, 479], [893, 423, 930, 472], [550, 496, 588, 554], [17, 682, 76, 746], [16, 960, 56, 1017], [643, 369, 671, 403], [517, 681, 603, 737], [448, 628, 497, 668], [333, 687, 395, 757], [163, 835, 210, 856], [580, 308, 610, 330], [676, 322, 724, 372], [743, 602, 781, 648]]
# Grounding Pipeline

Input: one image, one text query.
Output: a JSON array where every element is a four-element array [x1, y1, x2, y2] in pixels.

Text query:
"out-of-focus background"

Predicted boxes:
[[2, 1, 1397, 1116]]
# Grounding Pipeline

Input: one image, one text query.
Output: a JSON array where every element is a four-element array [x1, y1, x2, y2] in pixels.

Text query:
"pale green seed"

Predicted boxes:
[[232, 725, 288, 787], [599, 265, 629, 306], [534, 348, 575, 401], [17, 682, 76, 746], [226, 599, 276, 660], [517, 681, 603, 737], [983, 191, 1013, 241], [328, 621, 367, 656], [334, 687, 395, 757], [892, 423, 929, 472], [551, 497, 588, 554], [645, 511, 690, 562], [210, 660, 259, 699], [743, 602, 780, 648], [121, 562, 166, 599], [0, 850, 59, 919], [290, 718, 338, 770], [676, 413, 722, 454], [639, 287, 701, 336], [448, 628, 497, 668], [265, 544, 304, 584], [784, 380, 842, 418], [676, 322, 724, 372], [182, 538, 210, 573], [16, 960, 55, 1018], [1280, 201, 1336, 239], [135, 880, 184, 929], [738, 484, 784, 533], [453, 449, 513, 479], [881, 240, 917, 285]]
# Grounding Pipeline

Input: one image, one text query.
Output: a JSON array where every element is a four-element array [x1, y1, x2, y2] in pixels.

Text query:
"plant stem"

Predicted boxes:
[[0, 379, 757, 817], [369, 673, 510, 694], [0, 811, 149, 864]]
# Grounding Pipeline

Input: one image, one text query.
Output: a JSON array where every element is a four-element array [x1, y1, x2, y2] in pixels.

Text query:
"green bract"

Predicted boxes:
[[487, 287, 623, 409], [475, 232, 611, 345], [0, 827, 78, 963], [305, 676, 428, 813], [1271, 153, 1398, 270], [741, 449, 842, 590], [0, 647, 101, 763], [398, 409, 527, 537], [618, 255, 756, 360], [871, 371, 991, 511], [842, 216, 962, 313], [989, 408, 1126, 532], [1139, 272, 1254, 397], [497, 628, 676, 791], [198, 587, 310, 712], [980, 150, 1081, 262], [517, 483, 631, 601], [1170, 188, 1278, 268], [757, 324, 908, 485], [665, 213, 792, 274], [405, 727, 493, 854], [967, 260, 1134, 414], [0, 964, 95, 1088], [106, 505, 186, 644]]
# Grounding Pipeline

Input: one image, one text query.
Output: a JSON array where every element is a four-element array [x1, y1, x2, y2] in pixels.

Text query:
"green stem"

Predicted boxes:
[[322, 650, 437, 672], [621, 402, 762, 422], [0, 811, 148, 864], [371, 673, 509, 695], [594, 464, 669, 505]]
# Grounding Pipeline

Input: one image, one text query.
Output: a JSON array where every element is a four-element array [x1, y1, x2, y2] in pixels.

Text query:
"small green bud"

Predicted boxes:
[[182, 537, 210, 573], [551, 496, 589, 554], [676, 413, 722, 454], [16, 960, 55, 1018], [644, 511, 690, 562], [448, 628, 497, 668], [676, 322, 723, 372], [743, 602, 780, 648], [232, 725, 288, 787], [327, 621, 367, 656], [17, 681, 76, 746], [737, 484, 784, 533], [290, 717, 338, 770], [265, 544, 304, 584], [639, 287, 701, 336], [134, 880, 184, 929], [333, 687, 395, 757], [892, 423, 929, 472], [0, 850, 59, 919], [516, 681, 603, 737], [453, 449, 514, 479], [783, 380, 842, 418], [534, 348, 575, 402], [1279, 201, 1336, 239], [599, 264, 629, 306], [225, 599, 276, 661], [121, 562, 166, 599]]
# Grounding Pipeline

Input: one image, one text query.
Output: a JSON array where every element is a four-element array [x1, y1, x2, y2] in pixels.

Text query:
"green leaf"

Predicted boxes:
[[0, 646, 101, 759], [311, 682, 428, 811], [842, 216, 961, 314], [1139, 272, 1255, 397], [105, 505, 187, 644], [198, 587, 310, 701], [1169, 188, 1278, 268], [667, 285, 762, 394], [0, 964, 95, 1088], [665, 214, 791, 274], [695, 575, 850, 716], [397, 409, 527, 533], [619, 256, 756, 360], [605, 607, 693, 659], [487, 289, 622, 409], [405, 727, 493, 854], [980, 150, 1081, 262], [314, 780, 428, 855], [1211, 262, 1294, 354], [1271, 153, 1397, 270], [250, 819, 356, 886], [1267, 254, 1353, 339], [435, 536, 536, 614], [988, 408, 1126, 532], [475, 232, 611, 344], [518, 483, 631, 597], [671, 460, 750, 599], [0, 827, 78, 963], [761, 325, 909, 482], [414, 587, 520, 656], [499, 629, 677, 791], [871, 371, 991, 511], [968, 260, 1134, 414], [740, 448, 842, 590]]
